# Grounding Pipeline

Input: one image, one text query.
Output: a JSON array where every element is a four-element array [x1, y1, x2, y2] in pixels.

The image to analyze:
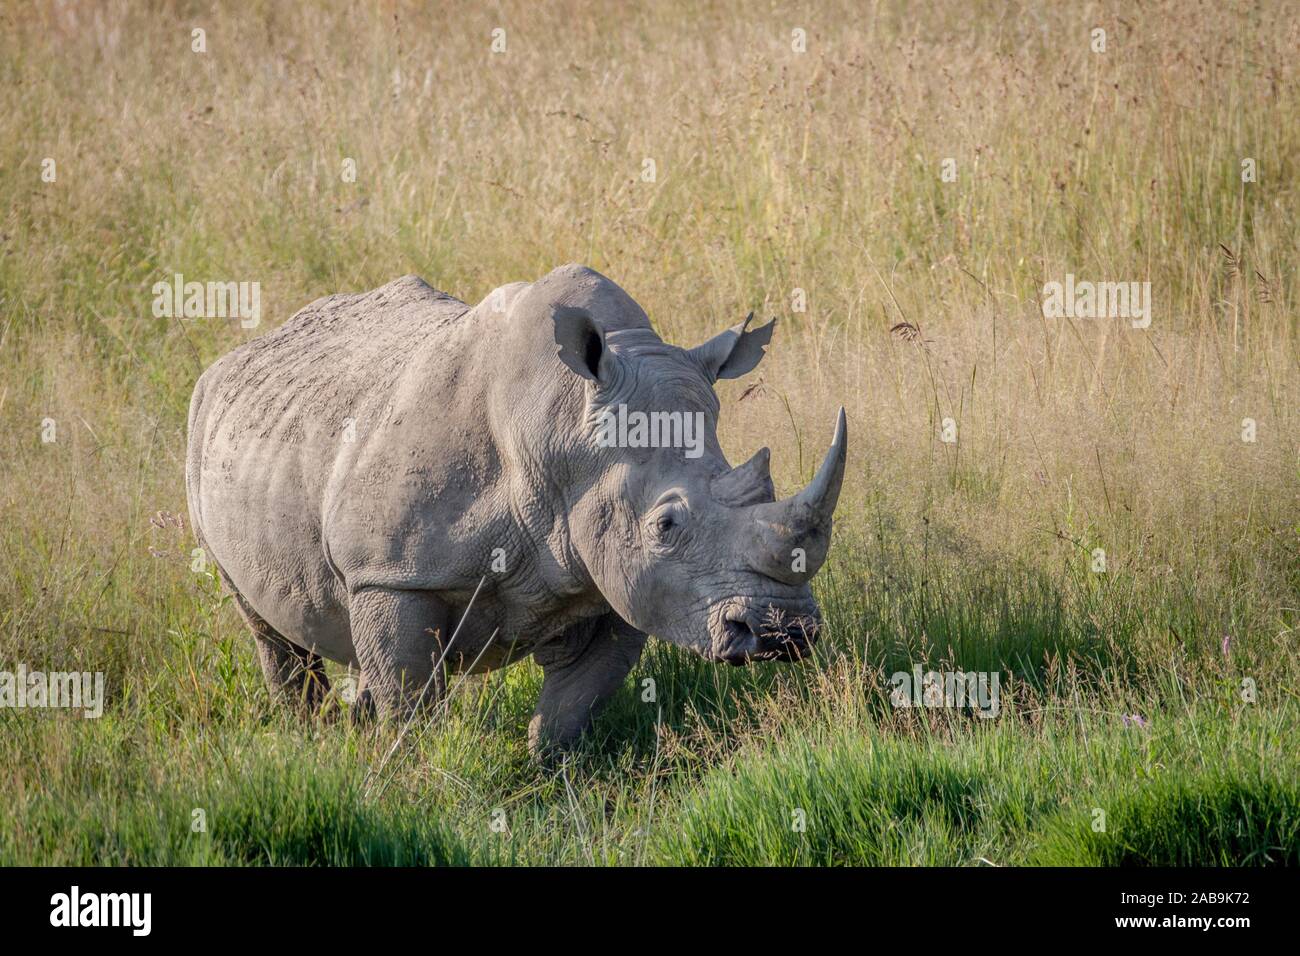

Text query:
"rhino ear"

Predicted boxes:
[[552, 306, 615, 383], [690, 313, 775, 381]]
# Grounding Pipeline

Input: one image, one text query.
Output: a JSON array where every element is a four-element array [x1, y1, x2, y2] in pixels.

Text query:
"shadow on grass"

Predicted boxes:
[[1029, 776, 1300, 866], [649, 717, 1299, 866], [574, 536, 1135, 771], [3, 755, 470, 866]]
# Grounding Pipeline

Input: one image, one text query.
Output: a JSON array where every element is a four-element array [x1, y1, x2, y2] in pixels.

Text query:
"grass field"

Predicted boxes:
[[1, 0, 1297, 865]]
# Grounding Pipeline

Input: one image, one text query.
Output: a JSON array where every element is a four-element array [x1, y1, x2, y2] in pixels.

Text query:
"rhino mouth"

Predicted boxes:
[[711, 598, 821, 666]]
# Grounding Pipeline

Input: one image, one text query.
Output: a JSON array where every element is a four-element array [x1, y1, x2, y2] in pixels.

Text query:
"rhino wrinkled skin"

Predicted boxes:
[[185, 264, 846, 753]]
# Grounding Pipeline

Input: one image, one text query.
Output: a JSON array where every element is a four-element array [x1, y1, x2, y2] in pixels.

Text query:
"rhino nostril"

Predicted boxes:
[[716, 601, 821, 665], [723, 615, 757, 646]]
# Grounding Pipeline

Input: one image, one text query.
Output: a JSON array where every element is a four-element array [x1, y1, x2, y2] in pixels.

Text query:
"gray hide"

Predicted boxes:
[[185, 264, 845, 753]]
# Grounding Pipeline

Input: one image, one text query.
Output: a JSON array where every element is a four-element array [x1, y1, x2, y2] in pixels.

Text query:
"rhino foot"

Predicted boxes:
[[225, 575, 330, 715], [349, 586, 450, 719], [528, 613, 648, 759]]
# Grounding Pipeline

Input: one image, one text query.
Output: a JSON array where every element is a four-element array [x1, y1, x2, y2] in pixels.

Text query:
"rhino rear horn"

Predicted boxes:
[[712, 447, 776, 506]]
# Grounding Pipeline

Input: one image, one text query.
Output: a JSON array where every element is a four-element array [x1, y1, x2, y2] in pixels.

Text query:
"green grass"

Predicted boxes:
[[4, 671, 1293, 866], [658, 712, 1300, 867], [2, 536, 1295, 866], [3, 739, 470, 866]]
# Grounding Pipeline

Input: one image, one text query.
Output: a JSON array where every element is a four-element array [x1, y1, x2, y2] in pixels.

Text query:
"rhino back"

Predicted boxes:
[[205, 275, 468, 444], [186, 275, 475, 659]]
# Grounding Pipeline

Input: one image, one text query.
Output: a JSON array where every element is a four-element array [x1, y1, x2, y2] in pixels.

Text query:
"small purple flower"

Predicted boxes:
[[1222, 633, 1232, 658], [1122, 714, 1148, 729]]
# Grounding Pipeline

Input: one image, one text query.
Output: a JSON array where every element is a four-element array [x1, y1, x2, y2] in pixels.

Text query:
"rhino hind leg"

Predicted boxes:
[[225, 585, 331, 714], [348, 587, 449, 720], [254, 633, 331, 714]]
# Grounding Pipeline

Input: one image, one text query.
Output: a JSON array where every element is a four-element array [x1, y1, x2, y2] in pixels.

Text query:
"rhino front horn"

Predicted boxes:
[[745, 407, 847, 584], [793, 406, 847, 524]]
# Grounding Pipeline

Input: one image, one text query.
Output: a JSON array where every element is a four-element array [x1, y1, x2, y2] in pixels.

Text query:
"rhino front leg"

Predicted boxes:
[[528, 614, 648, 758], [348, 586, 449, 719]]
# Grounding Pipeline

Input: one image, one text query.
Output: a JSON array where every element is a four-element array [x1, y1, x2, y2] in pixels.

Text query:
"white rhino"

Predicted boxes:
[[185, 264, 845, 753]]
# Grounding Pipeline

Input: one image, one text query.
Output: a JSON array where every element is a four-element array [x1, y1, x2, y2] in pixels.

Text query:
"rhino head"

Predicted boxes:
[[547, 296, 846, 666]]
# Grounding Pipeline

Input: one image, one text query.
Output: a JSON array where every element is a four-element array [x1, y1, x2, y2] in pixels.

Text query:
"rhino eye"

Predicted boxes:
[[650, 507, 686, 542], [648, 494, 688, 545]]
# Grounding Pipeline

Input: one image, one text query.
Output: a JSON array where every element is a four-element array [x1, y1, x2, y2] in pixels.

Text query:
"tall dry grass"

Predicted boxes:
[[3, 0, 1295, 659]]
